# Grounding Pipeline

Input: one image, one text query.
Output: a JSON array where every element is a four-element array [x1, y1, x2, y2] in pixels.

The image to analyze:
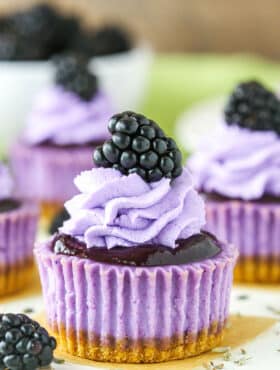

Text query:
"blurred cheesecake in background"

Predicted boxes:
[[10, 54, 114, 230], [0, 162, 38, 296], [188, 81, 280, 283], [0, 3, 153, 156]]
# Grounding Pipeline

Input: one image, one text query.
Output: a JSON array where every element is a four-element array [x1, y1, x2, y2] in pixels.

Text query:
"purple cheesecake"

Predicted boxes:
[[35, 111, 237, 363], [0, 163, 38, 295], [10, 56, 114, 226], [188, 81, 280, 283]]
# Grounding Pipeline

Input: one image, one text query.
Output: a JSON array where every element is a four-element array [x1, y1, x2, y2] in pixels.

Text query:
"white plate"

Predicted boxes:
[[1, 285, 280, 369]]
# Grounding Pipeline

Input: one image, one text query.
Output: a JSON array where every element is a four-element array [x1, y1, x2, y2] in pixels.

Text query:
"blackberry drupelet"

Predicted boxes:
[[93, 111, 183, 182], [0, 313, 56, 370], [54, 54, 98, 100], [90, 25, 132, 56], [224, 80, 280, 134], [49, 207, 70, 235]]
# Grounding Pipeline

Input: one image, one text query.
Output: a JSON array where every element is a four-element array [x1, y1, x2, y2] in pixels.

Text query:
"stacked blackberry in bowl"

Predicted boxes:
[[0, 4, 132, 61], [0, 3, 152, 149]]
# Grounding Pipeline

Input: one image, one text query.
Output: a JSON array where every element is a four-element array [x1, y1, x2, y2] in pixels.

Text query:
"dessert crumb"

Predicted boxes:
[[53, 357, 65, 364], [236, 294, 249, 301], [22, 307, 34, 314], [212, 346, 231, 353], [266, 305, 280, 315], [223, 350, 232, 361]]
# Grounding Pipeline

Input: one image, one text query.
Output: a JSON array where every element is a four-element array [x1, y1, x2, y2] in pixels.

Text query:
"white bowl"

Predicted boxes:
[[0, 45, 153, 155], [89, 44, 153, 111]]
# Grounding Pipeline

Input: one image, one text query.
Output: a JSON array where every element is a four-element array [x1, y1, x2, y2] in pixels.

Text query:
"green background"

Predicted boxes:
[[143, 54, 280, 148]]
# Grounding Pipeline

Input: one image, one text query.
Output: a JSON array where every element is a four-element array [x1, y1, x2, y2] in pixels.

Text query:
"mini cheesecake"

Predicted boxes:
[[10, 55, 113, 229], [0, 164, 38, 295], [189, 81, 280, 283], [35, 111, 237, 363]]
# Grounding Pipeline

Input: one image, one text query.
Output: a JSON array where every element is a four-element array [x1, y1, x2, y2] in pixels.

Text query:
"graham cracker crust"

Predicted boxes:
[[235, 256, 280, 283], [0, 259, 34, 296], [49, 322, 225, 363]]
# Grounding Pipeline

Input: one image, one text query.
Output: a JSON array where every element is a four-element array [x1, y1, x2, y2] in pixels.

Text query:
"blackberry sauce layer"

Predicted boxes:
[[35, 140, 104, 149], [0, 199, 21, 213], [52, 232, 221, 267], [205, 192, 280, 203]]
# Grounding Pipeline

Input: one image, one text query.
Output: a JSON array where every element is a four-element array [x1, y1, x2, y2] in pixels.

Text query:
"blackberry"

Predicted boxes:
[[0, 4, 82, 60], [0, 32, 17, 60], [90, 25, 132, 56], [11, 4, 58, 38], [0, 8, 133, 60], [0, 18, 26, 60], [0, 313, 56, 370], [0, 31, 45, 61], [55, 16, 80, 54], [10, 4, 61, 58], [54, 54, 98, 100], [93, 111, 183, 183], [224, 80, 280, 134], [69, 28, 96, 57], [49, 207, 70, 235]]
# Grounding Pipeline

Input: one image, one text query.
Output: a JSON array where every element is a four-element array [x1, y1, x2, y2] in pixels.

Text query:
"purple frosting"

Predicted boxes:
[[188, 124, 280, 200], [24, 86, 113, 145], [60, 168, 205, 249], [0, 163, 13, 200]]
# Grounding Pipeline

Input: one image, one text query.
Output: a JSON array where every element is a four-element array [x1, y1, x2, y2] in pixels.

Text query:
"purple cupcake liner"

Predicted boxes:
[[205, 198, 280, 258], [10, 141, 94, 203], [35, 239, 237, 357], [0, 201, 39, 271]]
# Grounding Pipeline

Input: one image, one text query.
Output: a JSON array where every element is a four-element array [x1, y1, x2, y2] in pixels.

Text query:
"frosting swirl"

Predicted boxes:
[[24, 86, 113, 145], [188, 124, 280, 200], [61, 168, 205, 249], [0, 163, 13, 200]]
